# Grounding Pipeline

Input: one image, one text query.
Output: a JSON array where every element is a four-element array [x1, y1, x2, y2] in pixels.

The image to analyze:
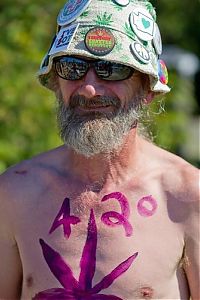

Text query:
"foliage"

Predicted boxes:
[[0, 0, 199, 173]]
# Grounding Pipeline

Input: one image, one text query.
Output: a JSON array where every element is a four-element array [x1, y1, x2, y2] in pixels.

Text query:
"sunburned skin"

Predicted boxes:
[[34, 210, 138, 299]]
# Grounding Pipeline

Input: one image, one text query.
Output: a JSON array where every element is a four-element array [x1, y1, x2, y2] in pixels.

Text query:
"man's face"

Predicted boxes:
[[56, 62, 147, 157]]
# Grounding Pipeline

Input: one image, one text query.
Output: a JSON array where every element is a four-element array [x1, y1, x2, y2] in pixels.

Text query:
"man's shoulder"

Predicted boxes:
[[146, 142, 199, 230], [0, 146, 66, 204], [159, 147, 198, 202], [142, 139, 199, 202]]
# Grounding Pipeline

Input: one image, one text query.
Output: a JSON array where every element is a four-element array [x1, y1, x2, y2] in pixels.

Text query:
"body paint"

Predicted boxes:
[[101, 192, 133, 237], [49, 197, 81, 239], [15, 170, 27, 175], [137, 195, 157, 217], [35, 210, 138, 299]]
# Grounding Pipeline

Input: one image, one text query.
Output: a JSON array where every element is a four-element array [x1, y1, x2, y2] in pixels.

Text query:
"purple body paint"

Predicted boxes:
[[34, 210, 138, 299], [137, 195, 158, 217], [101, 192, 133, 237], [49, 198, 81, 239], [15, 170, 27, 175]]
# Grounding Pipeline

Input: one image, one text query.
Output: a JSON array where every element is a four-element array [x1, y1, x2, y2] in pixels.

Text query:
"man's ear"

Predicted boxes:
[[143, 91, 155, 105], [141, 74, 155, 105]]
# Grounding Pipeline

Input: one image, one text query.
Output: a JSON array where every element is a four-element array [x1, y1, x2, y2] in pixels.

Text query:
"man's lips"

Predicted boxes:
[[74, 104, 115, 113]]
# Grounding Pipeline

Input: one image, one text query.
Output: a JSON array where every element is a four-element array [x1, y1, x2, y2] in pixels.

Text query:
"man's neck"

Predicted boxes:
[[63, 129, 141, 186]]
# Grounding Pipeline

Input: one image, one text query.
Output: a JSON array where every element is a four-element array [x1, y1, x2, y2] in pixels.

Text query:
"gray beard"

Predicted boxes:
[[56, 94, 142, 157]]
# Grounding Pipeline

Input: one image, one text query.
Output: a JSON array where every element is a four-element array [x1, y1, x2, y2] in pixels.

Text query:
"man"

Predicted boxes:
[[0, 0, 199, 299]]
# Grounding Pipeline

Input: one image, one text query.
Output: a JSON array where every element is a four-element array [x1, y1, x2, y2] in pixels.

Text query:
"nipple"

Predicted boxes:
[[140, 287, 154, 299], [26, 275, 34, 288]]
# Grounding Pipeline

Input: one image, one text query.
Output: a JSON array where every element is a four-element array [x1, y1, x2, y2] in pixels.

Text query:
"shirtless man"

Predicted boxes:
[[0, 1, 199, 299]]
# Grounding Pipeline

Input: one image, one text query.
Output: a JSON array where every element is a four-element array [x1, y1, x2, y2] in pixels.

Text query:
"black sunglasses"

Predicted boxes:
[[54, 56, 135, 81]]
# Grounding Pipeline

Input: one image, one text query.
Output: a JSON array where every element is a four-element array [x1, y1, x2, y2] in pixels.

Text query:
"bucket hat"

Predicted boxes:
[[38, 0, 170, 94]]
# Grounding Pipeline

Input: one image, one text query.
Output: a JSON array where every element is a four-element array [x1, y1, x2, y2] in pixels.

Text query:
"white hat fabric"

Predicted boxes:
[[38, 0, 170, 94]]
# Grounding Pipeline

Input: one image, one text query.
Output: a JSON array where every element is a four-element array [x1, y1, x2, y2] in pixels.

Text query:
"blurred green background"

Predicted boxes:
[[0, 0, 199, 173]]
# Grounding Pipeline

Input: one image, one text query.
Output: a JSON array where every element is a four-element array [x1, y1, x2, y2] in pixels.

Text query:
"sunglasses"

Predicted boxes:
[[54, 56, 135, 81]]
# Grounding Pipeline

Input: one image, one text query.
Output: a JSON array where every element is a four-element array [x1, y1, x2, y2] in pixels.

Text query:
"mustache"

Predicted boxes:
[[69, 95, 121, 109]]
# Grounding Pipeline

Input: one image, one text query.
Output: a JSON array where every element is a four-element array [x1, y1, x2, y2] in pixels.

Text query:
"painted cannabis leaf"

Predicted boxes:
[[33, 210, 138, 299], [80, 9, 90, 18], [94, 12, 113, 26]]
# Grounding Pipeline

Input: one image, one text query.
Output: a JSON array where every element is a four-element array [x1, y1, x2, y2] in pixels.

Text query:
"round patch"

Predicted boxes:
[[153, 23, 162, 55], [131, 41, 150, 64], [113, 0, 130, 6], [85, 27, 115, 56], [158, 60, 168, 84], [130, 7, 155, 41], [57, 0, 92, 26]]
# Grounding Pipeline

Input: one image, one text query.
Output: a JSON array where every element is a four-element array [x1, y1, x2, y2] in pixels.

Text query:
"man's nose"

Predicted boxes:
[[77, 68, 105, 99]]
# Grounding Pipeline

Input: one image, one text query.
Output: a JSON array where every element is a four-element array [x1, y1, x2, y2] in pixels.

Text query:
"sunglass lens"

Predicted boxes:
[[55, 57, 87, 80], [96, 61, 133, 81], [55, 57, 134, 81]]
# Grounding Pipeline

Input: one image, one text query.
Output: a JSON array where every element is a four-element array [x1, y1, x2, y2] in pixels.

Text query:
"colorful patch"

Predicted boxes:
[[158, 59, 168, 84], [129, 7, 155, 41], [113, 0, 130, 6], [131, 41, 150, 64], [85, 27, 115, 56], [57, 0, 92, 26], [49, 23, 79, 55], [153, 23, 162, 55]]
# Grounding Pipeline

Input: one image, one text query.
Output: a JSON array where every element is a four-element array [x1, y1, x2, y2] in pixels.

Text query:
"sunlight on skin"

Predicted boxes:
[[34, 210, 138, 299], [49, 198, 81, 239], [34, 193, 158, 298]]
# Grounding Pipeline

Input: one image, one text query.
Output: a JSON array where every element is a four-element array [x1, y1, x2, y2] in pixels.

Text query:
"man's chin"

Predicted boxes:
[[62, 126, 124, 157], [57, 97, 141, 157]]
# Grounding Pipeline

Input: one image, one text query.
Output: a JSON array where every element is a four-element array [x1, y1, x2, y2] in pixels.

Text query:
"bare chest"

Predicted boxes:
[[14, 183, 187, 299]]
